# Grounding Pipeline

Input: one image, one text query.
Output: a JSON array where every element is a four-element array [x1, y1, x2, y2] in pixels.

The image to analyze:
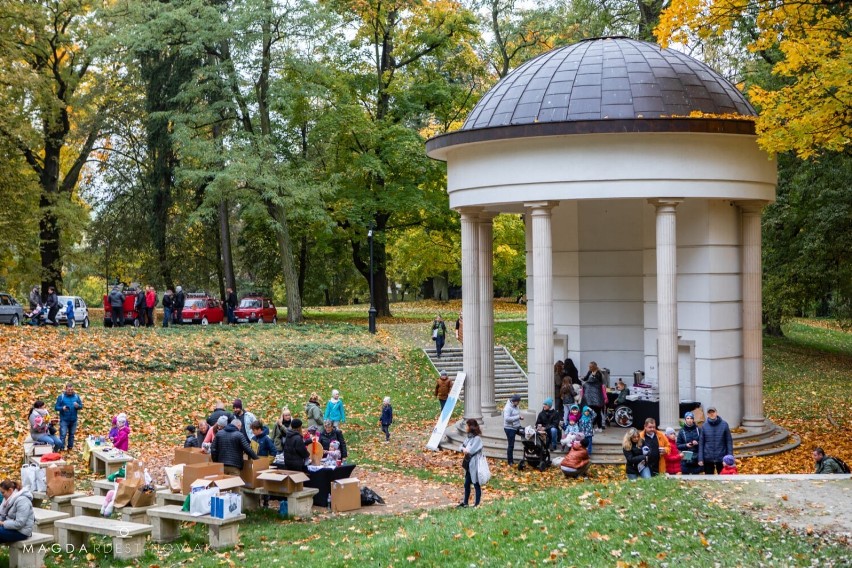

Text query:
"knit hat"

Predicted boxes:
[[440, 370, 448, 377], [186, 425, 196, 434], [331, 389, 340, 398], [116, 413, 127, 426], [543, 397, 553, 407], [217, 415, 228, 428], [723, 455, 735, 467], [232, 399, 243, 409], [383, 396, 391, 404], [665, 427, 676, 436], [510, 394, 521, 402], [684, 411, 695, 419], [291, 418, 303, 429]]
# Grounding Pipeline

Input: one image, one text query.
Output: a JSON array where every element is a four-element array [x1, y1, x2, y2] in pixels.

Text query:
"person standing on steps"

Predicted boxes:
[[431, 314, 447, 358], [502, 394, 524, 465], [435, 370, 454, 411], [455, 313, 463, 344]]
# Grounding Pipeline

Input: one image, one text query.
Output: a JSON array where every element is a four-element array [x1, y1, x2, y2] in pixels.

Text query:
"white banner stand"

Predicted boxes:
[[426, 372, 466, 451]]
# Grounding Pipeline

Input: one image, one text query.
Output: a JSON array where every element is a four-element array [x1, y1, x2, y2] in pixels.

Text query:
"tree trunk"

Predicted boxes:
[[298, 234, 308, 305], [219, 198, 236, 291], [39, 138, 63, 294], [266, 202, 303, 322]]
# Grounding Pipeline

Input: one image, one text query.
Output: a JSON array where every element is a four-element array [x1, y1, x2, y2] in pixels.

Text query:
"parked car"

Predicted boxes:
[[182, 294, 224, 325], [0, 292, 24, 326], [102, 288, 144, 327], [57, 295, 90, 328], [234, 295, 277, 324]]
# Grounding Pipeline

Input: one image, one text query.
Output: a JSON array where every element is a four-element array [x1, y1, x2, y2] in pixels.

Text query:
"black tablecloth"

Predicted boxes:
[[614, 400, 701, 428], [303, 464, 357, 506]]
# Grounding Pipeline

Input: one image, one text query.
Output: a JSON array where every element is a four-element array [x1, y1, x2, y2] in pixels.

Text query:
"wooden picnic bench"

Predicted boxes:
[[240, 486, 318, 518], [92, 479, 166, 496], [146, 505, 245, 549], [71, 495, 155, 524], [155, 490, 188, 507], [32, 508, 69, 540], [31, 491, 88, 515], [6, 532, 53, 568], [89, 448, 134, 477], [54, 516, 151, 561]]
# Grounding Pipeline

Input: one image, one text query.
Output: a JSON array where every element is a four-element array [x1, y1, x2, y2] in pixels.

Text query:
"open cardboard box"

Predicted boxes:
[[240, 457, 272, 488], [181, 462, 224, 495], [331, 477, 360, 512], [256, 469, 309, 494], [174, 447, 211, 466], [190, 474, 245, 493]]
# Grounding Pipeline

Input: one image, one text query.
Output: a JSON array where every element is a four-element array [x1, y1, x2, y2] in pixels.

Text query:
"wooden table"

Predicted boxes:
[[147, 505, 245, 549], [90, 448, 134, 477]]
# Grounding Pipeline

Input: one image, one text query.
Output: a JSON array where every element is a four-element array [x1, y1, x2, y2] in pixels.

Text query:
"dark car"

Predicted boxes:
[[0, 293, 24, 326], [233, 296, 277, 324]]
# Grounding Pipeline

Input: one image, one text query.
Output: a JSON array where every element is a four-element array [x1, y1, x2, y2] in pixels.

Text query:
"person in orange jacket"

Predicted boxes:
[[663, 427, 682, 475], [638, 417, 670, 476]]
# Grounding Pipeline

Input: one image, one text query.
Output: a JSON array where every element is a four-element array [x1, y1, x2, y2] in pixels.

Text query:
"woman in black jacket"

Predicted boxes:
[[319, 420, 348, 460], [622, 428, 650, 480], [283, 419, 310, 472]]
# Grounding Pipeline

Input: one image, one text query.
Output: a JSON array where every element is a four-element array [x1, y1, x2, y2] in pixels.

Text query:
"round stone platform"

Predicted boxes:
[[440, 410, 798, 465]]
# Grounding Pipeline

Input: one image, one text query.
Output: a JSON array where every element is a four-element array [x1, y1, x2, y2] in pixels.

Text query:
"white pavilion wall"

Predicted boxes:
[[643, 199, 744, 426]]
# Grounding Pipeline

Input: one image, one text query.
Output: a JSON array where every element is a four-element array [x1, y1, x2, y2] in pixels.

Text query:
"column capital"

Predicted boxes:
[[648, 198, 684, 210], [478, 211, 498, 222], [737, 200, 769, 215], [457, 206, 484, 219], [525, 201, 558, 214]]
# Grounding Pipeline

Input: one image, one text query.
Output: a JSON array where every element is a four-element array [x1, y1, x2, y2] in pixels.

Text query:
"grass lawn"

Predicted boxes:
[[0, 305, 849, 566]]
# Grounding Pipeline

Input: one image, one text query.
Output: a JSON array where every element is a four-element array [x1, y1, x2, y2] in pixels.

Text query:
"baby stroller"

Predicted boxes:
[[518, 426, 551, 471], [25, 305, 47, 326]]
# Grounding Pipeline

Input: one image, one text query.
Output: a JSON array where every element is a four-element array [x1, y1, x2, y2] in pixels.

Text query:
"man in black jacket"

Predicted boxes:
[[225, 288, 237, 325], [174, 286, 185, 324], [45, 286, 59, 325], [206, 401, 232, 427], [108, 286, 125, 327], [212, 419, 258, 475], [283, 419, 310, 472]]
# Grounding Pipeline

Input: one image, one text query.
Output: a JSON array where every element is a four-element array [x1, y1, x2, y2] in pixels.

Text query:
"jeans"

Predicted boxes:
[[226, 306, 235, 324], [463, 468, 481, 506], [111, 307, 123, 326], [586, 436, 594, 456], [627, 468, 652, 480], [504, 427, 522, 464], [381, 424, 391, 440], [704, 461, 724, 475], [163, 307, 172, 327], [545, 426, 559, 449], [439, 399, 447, 411], [434, 335, 445, 357], [36, 433, 62, 451], [59, 419, 78, 450], [0, 527, 28, 543], [146, 307, 154, 327]]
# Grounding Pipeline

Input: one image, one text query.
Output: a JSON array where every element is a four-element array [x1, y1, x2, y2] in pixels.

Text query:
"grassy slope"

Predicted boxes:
[[1, 309, 849, 566]]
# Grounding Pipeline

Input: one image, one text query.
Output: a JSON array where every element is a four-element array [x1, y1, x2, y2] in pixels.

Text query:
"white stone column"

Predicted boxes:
[[479, 212, 497, 415], [651, 199, 682, 430], [527, 202, 556, 411], [460, 208, 482, 422], [741, 202, 766, 428]]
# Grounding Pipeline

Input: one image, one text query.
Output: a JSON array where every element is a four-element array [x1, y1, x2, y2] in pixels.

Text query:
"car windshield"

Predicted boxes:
[[240, 299, 261, 308], [185, 299, 204, 309], [58, 296, 74, 304]]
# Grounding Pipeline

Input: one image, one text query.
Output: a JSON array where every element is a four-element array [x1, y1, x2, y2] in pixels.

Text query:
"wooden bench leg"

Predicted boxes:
[[10, 544, 47, 568], [58, 527, 85, 551], [208, 524, 239, 549], [241, 491, 261, 511], [151, 517, 180, 543], [51, 501, 74, 516], [113, 535, 146, 560]]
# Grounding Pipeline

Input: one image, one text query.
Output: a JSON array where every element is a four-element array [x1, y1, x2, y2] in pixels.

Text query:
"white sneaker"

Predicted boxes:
[[594, 428, 602, 433]]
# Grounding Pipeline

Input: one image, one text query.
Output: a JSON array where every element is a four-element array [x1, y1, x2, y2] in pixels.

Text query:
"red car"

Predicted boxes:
[[182, 294, 225, 325], [234, 296, 277, 324], [102, 289, 144, 327]]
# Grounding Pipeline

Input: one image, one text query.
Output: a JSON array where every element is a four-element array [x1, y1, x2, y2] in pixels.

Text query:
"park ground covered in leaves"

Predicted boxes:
[[0, 302, 849, 566]]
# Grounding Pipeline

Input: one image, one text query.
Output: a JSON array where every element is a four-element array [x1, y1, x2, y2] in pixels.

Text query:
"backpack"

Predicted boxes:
[[827, 456, 851, 474]]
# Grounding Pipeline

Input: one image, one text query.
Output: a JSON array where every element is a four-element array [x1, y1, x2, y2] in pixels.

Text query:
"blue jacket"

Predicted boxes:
[[324, 399, 345, 423], [380, 404, 393, 426], [55, 393, 83, 422], [698, 416, 732, 463], [254, 431, 276, 457]]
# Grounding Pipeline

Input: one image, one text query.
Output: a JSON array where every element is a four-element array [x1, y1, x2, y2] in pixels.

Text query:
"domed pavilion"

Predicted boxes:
[[426, 37, 790, 461]]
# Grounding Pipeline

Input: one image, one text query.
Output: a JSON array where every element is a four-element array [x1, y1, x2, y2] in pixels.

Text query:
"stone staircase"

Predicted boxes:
[[422, 346, 528, 401]]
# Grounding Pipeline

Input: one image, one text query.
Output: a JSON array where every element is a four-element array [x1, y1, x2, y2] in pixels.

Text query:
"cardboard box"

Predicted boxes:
[[211, 492, 242, 520], [174, 447, 211, 465], [331, 477, 360, 512], [240, 457, 272, 488], [190, 474, 245, 493], [256, 469, 309, 494], [181, 462, 224, 495]]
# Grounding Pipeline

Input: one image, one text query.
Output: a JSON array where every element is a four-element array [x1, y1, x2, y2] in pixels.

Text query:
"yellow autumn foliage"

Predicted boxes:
[[656, 0, 851, 158]]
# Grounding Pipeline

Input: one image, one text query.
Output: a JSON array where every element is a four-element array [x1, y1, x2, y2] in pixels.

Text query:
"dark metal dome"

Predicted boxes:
[[463, 37, 755, 130]]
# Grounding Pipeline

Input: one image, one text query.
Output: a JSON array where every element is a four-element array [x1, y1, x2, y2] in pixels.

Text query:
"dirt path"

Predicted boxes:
[[694, 478, 852, 545]]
